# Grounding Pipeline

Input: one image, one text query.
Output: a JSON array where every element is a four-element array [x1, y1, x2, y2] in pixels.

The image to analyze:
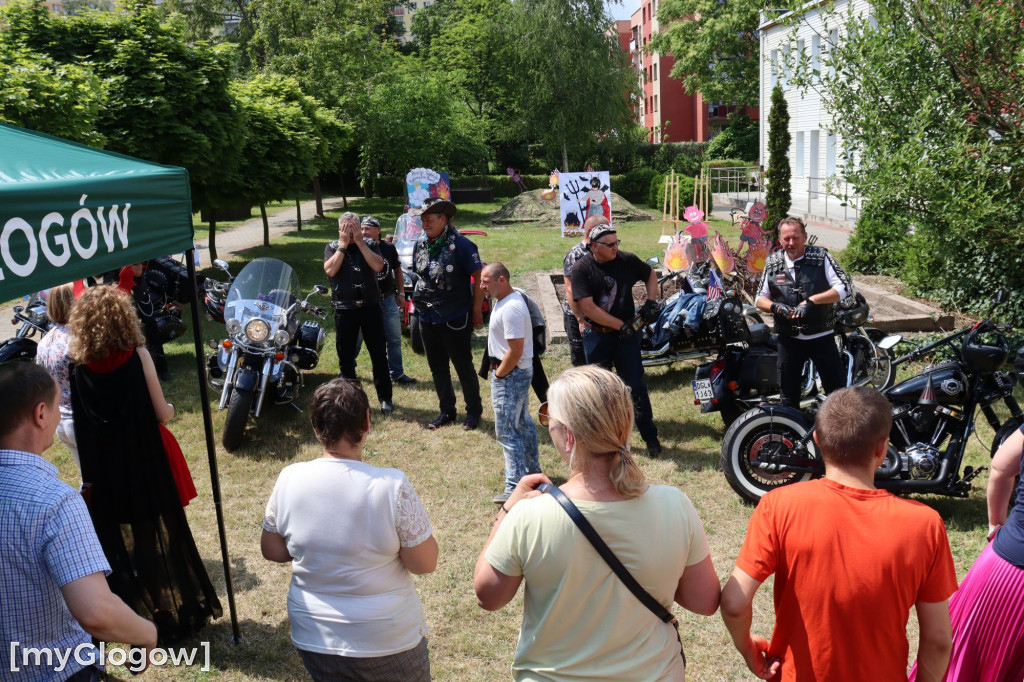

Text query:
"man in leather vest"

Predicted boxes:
[[756, 217, 852, 407], [411, 198, 485, 430], [324, 212, 394, 415]]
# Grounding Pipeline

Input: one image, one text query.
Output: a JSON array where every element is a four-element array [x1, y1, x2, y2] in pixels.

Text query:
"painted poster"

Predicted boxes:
[[559, 171, 611, 237], [405, 168, 451, 209]]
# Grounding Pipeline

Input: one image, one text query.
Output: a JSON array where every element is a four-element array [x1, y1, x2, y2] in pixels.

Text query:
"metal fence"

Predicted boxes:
[[805, 176, 860, 222], [708, 166, 763, 206]]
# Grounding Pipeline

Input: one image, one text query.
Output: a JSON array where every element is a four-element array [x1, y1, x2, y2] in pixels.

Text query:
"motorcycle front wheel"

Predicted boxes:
[[223, 387, 253, 451], [721, 405, 818, 504], [847, 333, 896, 389]]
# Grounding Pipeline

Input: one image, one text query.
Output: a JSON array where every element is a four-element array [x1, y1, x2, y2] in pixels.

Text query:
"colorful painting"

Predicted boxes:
[[559, 171, 611, 237], [405, 168, 451, 209]]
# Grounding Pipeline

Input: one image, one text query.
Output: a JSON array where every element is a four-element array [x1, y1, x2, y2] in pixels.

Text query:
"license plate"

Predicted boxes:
[[691, 379, 713, 402]]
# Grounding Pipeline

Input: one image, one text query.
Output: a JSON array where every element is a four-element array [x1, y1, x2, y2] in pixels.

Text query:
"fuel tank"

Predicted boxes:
[[885, 361, 968, 405]]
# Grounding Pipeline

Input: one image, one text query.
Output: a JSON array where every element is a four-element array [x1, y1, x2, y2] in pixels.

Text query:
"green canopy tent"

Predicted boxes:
[[0, 122, 240, 640]]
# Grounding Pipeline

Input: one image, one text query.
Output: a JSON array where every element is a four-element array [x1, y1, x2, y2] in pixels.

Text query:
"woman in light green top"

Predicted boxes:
[[474, 366, 721, 681]]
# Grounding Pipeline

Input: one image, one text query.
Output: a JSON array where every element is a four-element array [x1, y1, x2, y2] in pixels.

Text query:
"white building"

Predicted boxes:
[[758, 0, 868, 224]]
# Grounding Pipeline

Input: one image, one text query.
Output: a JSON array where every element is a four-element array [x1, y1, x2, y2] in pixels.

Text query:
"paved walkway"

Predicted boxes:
[[0, 196, 354, 342]]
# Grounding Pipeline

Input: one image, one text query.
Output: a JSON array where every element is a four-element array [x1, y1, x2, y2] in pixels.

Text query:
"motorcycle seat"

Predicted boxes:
[[747, 323, 771, 346]]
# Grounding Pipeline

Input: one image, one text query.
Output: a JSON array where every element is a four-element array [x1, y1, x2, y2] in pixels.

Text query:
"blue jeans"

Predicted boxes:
[[355, 295, 406, 379], [582, 329, 659, 445], [491, 365, 540, 493]]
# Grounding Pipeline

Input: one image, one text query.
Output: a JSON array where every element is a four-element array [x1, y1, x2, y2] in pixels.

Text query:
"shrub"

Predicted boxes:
[[705, 113, 759, 162], [648, 173, 696, 212], [765, 85, 791, 234], [636, 142, 708, 173], [616, 168, 659, 205], [841, 201, 909, 275]]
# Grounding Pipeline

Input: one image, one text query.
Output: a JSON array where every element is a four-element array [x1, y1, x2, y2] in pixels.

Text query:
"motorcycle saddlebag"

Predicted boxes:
[[718, 301, 751, 344], [148, 256, 200, 302], [297, 321, 326, 353], [739, 346, 779, 393]]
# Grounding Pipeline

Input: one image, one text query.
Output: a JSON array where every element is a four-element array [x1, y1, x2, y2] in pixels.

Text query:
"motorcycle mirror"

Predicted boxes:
[[314, 285, 328, 296], [877, 335, 902, 350], [646, 256, 661, 267], [214, 259, 230, 271], [995, 289, 1006, 304]]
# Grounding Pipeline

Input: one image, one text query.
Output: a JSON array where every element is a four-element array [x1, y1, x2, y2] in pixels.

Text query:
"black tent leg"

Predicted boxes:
[[186, 249, 241, 643]]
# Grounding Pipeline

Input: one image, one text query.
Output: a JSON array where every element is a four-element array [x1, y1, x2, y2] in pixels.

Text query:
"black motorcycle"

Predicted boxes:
[[639, 259, 764, 368], [719, 299, 1023, 503], [692, 292, 900, 425], [0, 293, 52, 365], [205, 257, 329, 451]]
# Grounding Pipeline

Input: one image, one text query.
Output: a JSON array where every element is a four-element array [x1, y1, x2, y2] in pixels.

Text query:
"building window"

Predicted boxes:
[[770, 49, 779, 89], [653, 64, 657, 81], [826, 132, 837, 177], [409, 1, 417, 7], [794, 131, 805, 176], [811, 34, 820, 81], [828, 29, 838, 78], [654, 95, 658, 112]]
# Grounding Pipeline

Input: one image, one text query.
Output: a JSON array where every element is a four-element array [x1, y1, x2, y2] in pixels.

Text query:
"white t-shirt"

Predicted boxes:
[[488, 292, 533, 369], [263, 458, 434, 657]]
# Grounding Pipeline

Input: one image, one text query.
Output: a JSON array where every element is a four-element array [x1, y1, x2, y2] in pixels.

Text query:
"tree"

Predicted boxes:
[[358, 57, 488, 183], [652, 0, 767, 107], [786, 0, 1024, 321], [705, 112, 759, 162], [506, 0, 638, 171], [765, 84, 791, 234], [0, 40, 104, 145]]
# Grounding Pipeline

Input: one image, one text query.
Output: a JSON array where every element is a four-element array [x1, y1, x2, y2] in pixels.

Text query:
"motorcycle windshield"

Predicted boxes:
[[225, 258, 300, 346]]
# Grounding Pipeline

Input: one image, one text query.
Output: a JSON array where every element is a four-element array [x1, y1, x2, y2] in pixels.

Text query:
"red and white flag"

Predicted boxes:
[[707, 268, 723, 301]]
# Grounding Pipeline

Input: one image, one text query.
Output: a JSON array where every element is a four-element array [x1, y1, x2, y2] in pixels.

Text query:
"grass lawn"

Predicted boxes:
[[44, 198, 1004, 680]]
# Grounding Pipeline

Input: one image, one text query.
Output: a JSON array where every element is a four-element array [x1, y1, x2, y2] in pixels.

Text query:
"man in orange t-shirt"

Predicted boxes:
[[721, 387, 958, 681]]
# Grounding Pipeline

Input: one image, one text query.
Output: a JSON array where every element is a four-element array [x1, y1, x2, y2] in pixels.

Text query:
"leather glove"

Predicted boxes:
[[771, 302, 793, 317], [639, 299, 662, 324], [792, 299, 815, 318], [619, 322, 636, 339]]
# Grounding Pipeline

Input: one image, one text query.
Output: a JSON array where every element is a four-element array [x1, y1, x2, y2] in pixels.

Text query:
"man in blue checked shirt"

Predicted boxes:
[[0, 364, 156, 682]]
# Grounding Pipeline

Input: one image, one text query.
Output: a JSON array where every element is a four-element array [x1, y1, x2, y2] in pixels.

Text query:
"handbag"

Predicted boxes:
[[538, 482, 686, 666]]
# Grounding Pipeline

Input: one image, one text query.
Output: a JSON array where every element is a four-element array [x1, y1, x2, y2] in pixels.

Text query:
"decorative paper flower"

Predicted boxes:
[[745, 238, 772, 275], [683, 205, 705, 223], [665, 236, 690, 271], [710, 232, 736, 274]]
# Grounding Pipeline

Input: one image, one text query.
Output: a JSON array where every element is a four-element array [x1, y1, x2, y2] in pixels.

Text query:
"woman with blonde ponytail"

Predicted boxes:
[[474, 366, 721, 681]]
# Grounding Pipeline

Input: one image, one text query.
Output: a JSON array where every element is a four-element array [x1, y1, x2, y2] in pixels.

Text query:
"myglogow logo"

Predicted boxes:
[[0, 193, 131, 281]]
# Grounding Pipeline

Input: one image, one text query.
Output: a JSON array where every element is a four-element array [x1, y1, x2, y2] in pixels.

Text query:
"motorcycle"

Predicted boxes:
[[719, 294, 1024, 504], [205, 257, 329, 451], [639, 259, 764, 368], [692, 292, 901, 425], [0, 292, 52, 364], [202, 259, 234, 324]]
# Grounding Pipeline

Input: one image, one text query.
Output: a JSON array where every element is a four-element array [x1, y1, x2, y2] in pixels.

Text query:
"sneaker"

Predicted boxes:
[[463, 414, 481, 431], [393, 374, 417, 385], [492, 491, 512, 505], [381, 401, 394, 416]]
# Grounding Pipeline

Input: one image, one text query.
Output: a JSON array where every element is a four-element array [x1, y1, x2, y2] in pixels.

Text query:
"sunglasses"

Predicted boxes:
[[594, 239, 621, 248], [537, 402, 550, 427]]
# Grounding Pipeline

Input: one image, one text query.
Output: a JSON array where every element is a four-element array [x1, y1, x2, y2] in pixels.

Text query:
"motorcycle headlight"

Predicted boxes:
[[245, 319, 270, 343], [226, 319, 242, 335], [274, 329, 290, 346]]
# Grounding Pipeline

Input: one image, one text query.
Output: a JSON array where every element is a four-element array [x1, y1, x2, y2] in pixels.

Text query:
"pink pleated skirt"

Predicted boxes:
[[910, 542, 1024, 681]]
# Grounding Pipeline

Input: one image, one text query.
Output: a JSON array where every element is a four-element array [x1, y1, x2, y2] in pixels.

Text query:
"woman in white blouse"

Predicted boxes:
[[261, 378, 439, 681]]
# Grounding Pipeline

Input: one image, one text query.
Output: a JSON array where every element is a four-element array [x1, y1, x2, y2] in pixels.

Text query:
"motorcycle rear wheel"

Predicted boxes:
[[721, 406, 818, 504], [223, 387, 253, 452], [847, 333, 896, 390]]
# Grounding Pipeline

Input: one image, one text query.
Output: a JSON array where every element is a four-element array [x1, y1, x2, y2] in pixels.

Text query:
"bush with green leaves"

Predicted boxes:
[[636, 142, 707, 175], [616, 168, 659, 205], [649, 174, 696, 212], [705, 113, 758, 162]]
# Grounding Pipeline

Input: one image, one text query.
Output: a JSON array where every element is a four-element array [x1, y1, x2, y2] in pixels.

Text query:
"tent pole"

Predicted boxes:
[[186, 249, 241, 643]]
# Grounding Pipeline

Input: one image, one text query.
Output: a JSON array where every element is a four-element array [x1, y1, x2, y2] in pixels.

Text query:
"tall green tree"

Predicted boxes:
[[652, 0, 768, 107], [0, 40, 104, 145], [506, 0, 637, 170], [358, 57, 488, 183], [789, 0, 1024, 320], [765, 84, 791, 234]]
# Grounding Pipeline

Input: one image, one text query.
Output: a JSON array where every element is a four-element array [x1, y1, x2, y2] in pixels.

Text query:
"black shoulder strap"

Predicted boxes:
[[538, 483, 675, 625]]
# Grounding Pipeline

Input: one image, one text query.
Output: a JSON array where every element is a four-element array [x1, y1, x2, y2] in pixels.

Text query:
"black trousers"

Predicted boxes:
[[420, 312, 482, 418], [777, 333, 845, 408], [563, 311, 586, 367], [334, 305, 392, 403]]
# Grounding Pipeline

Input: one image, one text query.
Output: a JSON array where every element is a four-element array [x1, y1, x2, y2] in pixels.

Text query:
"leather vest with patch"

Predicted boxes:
[[764, 245, 835, 336], [412, 229, 472, 322], [327, 239, 380, 310]]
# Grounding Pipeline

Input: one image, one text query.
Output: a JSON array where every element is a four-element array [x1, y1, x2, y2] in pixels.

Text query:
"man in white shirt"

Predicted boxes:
[[756, 217, 852, 407], [479, 263, 540, 505]]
